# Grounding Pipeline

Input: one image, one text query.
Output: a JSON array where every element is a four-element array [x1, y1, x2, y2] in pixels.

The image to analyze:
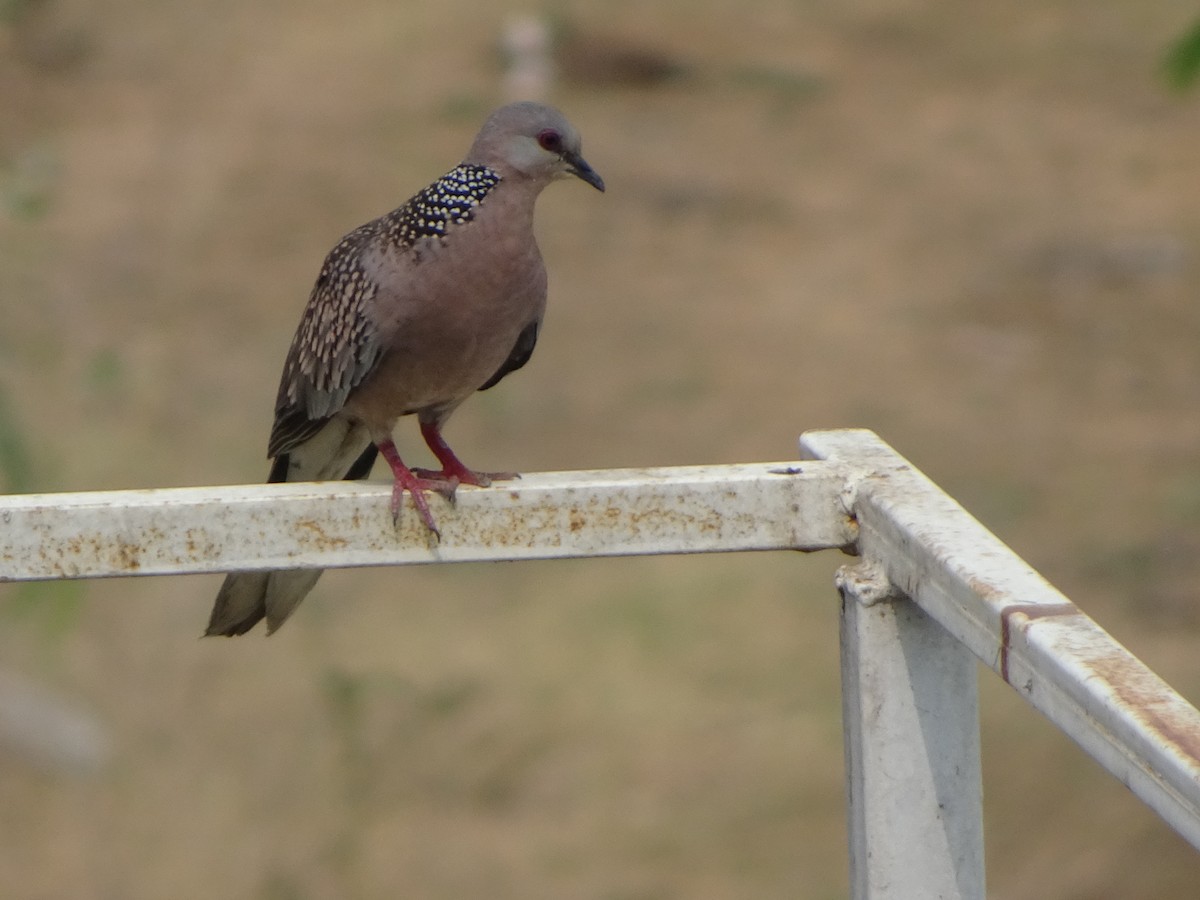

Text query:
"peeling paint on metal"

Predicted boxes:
[[0, 461, 850, 580]]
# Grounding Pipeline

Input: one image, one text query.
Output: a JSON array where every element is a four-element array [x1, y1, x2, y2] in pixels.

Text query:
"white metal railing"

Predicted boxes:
[[1, 428, 1198, 897]]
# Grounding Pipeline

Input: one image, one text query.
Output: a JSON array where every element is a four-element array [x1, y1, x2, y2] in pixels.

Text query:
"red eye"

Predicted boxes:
[[537, 129, 563, 153]]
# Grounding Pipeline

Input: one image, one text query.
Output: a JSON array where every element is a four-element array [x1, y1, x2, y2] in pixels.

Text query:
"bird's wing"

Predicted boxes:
[[266, 166, 508, 460], [268, 223, 388, 459], [479, 318, 540, 391]]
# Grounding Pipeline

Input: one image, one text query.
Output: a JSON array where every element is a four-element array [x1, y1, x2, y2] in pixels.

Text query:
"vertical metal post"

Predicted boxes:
[[837, 561, 986, 900]]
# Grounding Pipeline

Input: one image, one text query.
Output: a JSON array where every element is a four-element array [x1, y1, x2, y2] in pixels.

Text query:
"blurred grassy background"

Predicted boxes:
[[2, 0, 1199, 897]]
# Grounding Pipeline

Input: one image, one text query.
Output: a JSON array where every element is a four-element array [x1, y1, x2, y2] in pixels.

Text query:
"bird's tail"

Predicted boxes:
[[205, 419, 377, 636]]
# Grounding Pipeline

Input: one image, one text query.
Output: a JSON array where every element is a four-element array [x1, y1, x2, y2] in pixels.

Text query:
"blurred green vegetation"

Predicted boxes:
[[0, 386, 87, 639], [1, 145, 60, 221], [1164, 17, 1200, 89], [0, 386, 34, 494]]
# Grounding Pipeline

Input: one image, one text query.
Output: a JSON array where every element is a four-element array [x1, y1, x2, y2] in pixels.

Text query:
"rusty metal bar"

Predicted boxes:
[[0, 461, 854, 581], [4, 429, 1199, 893], [801, 429, 1200, 855]]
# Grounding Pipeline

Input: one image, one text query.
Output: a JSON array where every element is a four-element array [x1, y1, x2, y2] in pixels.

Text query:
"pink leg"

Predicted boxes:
[[413, 421, 519, 488], [377, 437, 455, 538]]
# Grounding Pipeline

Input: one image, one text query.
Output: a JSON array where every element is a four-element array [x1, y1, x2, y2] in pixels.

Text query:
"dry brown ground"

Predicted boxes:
[[2, 1, 1199, 897]]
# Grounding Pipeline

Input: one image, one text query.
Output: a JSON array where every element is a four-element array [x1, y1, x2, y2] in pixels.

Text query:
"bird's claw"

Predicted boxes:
[[412, 467, 520, 488], [412, 470, 462, 501], [390, 476, 455, 541], [434, 477, 460, 509]]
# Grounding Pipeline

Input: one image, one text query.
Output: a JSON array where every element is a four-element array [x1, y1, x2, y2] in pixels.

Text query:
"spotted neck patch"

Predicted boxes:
[[382, 164, 502, 246]]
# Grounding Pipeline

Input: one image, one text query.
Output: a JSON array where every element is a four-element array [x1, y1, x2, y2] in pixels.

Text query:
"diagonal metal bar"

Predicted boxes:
[[801, 428, 1200, 853], [0, 461, 856, 581]]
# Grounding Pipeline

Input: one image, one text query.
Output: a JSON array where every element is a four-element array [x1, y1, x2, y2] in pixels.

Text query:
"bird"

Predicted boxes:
[[205, 101, 604, 637]]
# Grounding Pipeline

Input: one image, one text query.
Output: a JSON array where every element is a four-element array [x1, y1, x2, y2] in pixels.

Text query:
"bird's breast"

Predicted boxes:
[[344, 208, 547, 424]]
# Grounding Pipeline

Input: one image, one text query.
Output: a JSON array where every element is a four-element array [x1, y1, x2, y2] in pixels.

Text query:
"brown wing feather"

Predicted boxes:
[[267, 223, 386, 458]]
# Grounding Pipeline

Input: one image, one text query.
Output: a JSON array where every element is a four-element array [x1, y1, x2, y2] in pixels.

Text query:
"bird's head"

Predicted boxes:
[[467, 101, 605, 192]]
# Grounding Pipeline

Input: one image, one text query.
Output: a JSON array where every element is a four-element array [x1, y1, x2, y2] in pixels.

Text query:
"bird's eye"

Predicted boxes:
[[537, 129, 563, 153]]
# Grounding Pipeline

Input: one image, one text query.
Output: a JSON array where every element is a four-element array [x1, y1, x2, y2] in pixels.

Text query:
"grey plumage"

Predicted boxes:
[[206, 102, 603, 637]]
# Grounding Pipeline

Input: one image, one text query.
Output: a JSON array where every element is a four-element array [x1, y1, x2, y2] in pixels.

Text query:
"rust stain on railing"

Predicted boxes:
[[996, 601, 1078, 684]]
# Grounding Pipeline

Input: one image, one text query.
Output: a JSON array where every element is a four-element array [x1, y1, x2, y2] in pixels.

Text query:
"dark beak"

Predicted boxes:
[[564, 151, 605, 192]]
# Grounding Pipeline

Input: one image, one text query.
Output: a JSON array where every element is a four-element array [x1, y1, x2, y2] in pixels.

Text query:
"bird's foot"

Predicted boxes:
[[390, 473, 456, 539], [411, 466, 520, 490], [378, 437, 456, 539], [416, 422, 519, 498]]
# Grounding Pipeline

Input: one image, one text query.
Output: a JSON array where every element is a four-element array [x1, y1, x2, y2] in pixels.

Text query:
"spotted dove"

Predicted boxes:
[[205, 102, 604, 636]]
